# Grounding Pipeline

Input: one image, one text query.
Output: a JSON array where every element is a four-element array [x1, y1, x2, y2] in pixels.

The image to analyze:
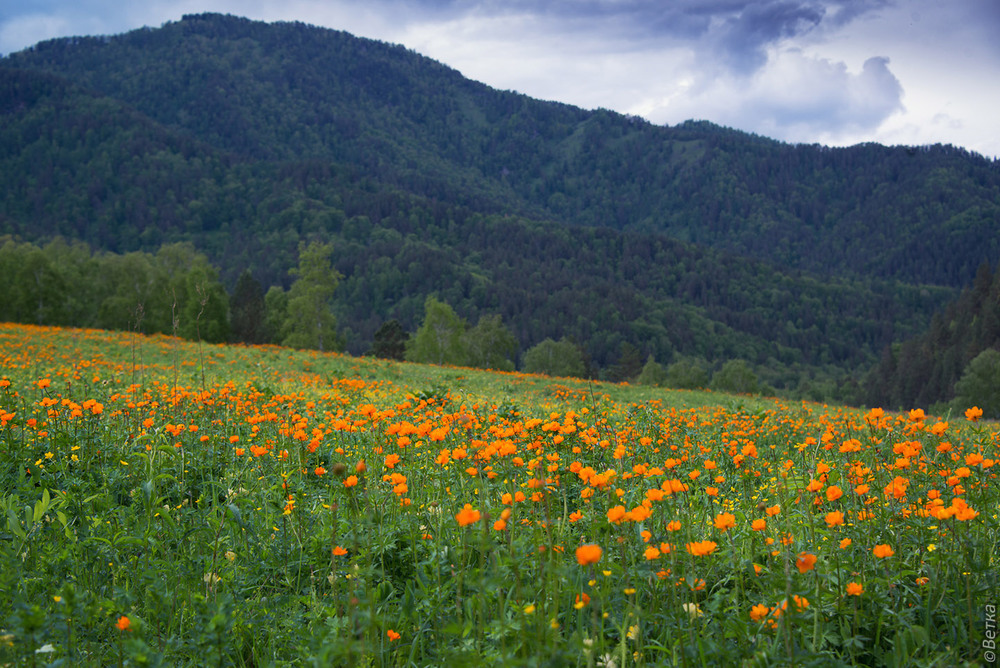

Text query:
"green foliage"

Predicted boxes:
[[0, 236, 230, 342], [263, 285, 289, 344], [406, 296, 467, 366], [710, 358, 760, 394], [368, 319, 409, 360], [463, 314, 517, 371], [866, 261, 1000, 409], [521, 338, 586, 378], [666, 357, 711, 389], [953, 348, 1000, 419], [282, 241, 343, 351], [230, 270, 266, 344], [635, 355, 668, 387], [606, 342, 644, 382]]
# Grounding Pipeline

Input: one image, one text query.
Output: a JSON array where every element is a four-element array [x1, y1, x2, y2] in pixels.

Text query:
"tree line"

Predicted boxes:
[[0, 235, 784, 395]]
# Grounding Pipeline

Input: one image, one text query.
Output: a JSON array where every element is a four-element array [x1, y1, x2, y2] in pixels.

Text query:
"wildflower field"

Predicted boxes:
[[1, 323, 997, 666]]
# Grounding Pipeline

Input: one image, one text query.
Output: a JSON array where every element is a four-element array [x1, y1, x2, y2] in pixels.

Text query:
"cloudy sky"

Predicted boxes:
[[2, 0, 998, 158]]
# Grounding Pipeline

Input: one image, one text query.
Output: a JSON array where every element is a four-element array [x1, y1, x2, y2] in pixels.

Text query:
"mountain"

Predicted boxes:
[[1, 13, 996, 396]]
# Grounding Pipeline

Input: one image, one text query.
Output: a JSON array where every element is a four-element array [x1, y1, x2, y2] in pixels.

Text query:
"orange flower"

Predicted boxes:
[[872, 544, 894, 559], [751, 518, 766, 531], [765, 504, 781, 516], [455, 504, 481, 526], [644, 546, 661, 560], [606, 505, 627, 524], [574, 592, 591, 609], [839, 538, 852, 549], [686, 540, 717, 557], [332, 545, 348, 556], [116, 615, 131, 632], [824, 511, 844, 527], [825, 485, 843, 502], [796, 552, 817, 573], [713, 512, 736, 532], [666, 520, 682, 532], [344, 475, 358, 487], [314, 466, 327, 476], [387, 629, 401, 641], [965, 406, 983, 422], [750, 604, 770, 622], [846, 582, 863, 596], [575, 544, 603, 565]]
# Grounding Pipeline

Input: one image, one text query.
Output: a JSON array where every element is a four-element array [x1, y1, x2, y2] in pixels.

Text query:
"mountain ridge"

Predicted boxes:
[[1, 12, 997, 399]]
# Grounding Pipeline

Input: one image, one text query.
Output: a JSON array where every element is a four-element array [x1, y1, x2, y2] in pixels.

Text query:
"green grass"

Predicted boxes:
[[1, 323, 997, 666]]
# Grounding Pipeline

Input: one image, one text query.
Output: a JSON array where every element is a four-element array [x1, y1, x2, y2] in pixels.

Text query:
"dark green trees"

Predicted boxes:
[[954, 349, 1000, 419], [230, 270, 267, 344], [369, 319, 409, 360]]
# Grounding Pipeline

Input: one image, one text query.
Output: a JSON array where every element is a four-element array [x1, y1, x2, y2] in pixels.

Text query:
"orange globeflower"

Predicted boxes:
[[686, 540, 718, 557], [824, 511, 844, 527], [750, 604, 770, 622], [314, 466, 327, 476], [332, 545, 348, 556], [576, 544, 603, 565], [796, 552, 818, 573], [965, 406, 983, 422], [455, 504, 481, 526], [751, 518, 766, 531], [713, 512, 736, 532], [387, 629, 401, 641], [606, 505, 627, 524], [116, 615, 131, 632], [872, 544, 894, 559], [343, 475, 359, 487], [825, 486, 843, 502], [846, 582, 863, 596]]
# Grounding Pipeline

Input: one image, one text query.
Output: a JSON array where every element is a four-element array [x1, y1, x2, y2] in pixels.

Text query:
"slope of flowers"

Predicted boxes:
[[0, 323, 997, 665]]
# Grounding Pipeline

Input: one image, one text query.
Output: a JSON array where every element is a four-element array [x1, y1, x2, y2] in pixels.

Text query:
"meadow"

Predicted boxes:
[[0, 322, 996, 666]]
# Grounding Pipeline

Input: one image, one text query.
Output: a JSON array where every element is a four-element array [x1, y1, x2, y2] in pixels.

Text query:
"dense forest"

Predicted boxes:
[[1, 13, 998, 402], [864, 262, 1000, 415]]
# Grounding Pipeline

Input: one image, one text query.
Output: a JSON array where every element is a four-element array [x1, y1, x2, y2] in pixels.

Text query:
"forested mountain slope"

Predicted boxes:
[[4, 13, 998, 287], [1, 13, 996, 396]]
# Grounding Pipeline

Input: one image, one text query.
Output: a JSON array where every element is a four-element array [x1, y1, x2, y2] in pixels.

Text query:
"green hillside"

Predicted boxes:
[[1, 13, 998, 398]]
